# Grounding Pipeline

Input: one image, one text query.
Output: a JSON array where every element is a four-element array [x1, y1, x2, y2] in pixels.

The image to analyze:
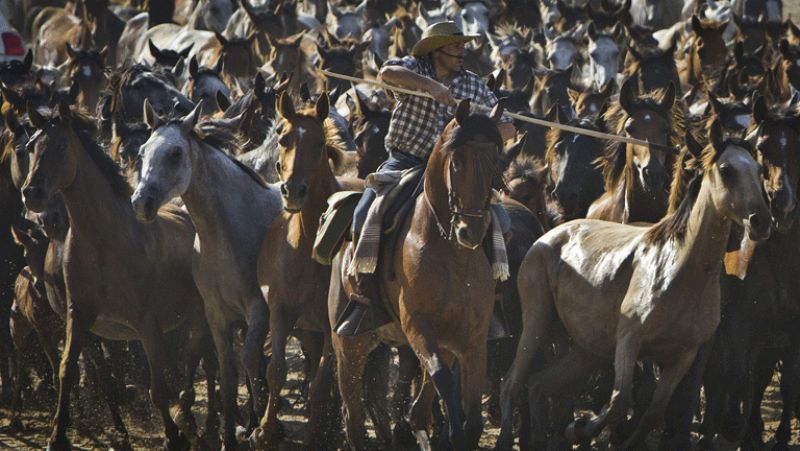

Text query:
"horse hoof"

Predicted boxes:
[[565, 417, 589, 444], [392, 421, 416, 448], [170, 405, 197, 436]]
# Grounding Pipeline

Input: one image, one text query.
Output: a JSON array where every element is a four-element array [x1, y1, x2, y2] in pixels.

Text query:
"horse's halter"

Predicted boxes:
[[425, 144, 498, 241]]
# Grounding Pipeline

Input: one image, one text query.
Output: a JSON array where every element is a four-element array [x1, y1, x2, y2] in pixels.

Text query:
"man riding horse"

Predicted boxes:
[[335, 21, 516, 336]]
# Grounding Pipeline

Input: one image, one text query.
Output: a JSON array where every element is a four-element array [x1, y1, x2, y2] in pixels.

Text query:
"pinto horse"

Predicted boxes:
[[497, 119, 772, 450], [329, 100, 505, 450], [21, 104, 212, 451]]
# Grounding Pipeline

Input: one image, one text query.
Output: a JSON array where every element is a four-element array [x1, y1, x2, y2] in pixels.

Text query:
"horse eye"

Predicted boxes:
[[719, 164, 735, 180]]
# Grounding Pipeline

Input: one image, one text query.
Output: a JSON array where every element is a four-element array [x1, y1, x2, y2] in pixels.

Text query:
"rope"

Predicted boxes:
[[319, 69, 681, 154]]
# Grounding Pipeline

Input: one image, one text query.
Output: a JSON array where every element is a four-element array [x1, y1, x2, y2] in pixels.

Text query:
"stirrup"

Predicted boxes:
[[334, 301, 369, 336]]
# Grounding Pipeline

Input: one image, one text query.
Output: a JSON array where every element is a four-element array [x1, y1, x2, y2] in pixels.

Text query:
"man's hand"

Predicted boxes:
[[427, 80, 456, 106]]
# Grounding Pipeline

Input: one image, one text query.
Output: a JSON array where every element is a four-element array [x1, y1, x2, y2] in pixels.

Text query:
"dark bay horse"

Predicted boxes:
[[249, 92, 363, 449], [497, 120, 771, 450], [21, 104, 212, 451], [132, 99, 284, 450], [329, 100, 505, 450], [587, 80, 682, 224]]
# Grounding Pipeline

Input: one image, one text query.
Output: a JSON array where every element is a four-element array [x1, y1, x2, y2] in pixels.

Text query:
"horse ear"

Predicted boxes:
[[66, 79, 79, 104], [659, 82, 676, 110], [588, 22, 598, 41], [372, 51, 384, 69], [685, 131, 703, 159], [710, 119, 724, 153], [1, 84, 24, 113], [691, 15, 703, 34], [545, 104, 558, 122], [213, 54, 224, 73], [26, 102, 46, 129], [567, 87, 580, 104], [275, 72, 292, 92], [10, 223, 32, 247], [172, 58, 185, 78], [143, 98, 163, 130], [277, 91, 296, 119], [216, 90, 231, 112], [189, 56, 199, 78], [182, 101, 202, 131], [455, 99, 471, 125], [490, 102, 504, 124], [254, 71, 266, 93], [315, 92, 330, 121], [241, 0, 258, 20], [752, 94, 767, 124], [780, 39, 791, 58], [65, 43, 75, 59], [627, 43, 643, 62], [707, 90, 723, 115], [148, 39, 162, 59], [23, 50, 32, 72], [179, 43, 194, 58], [619, 78, 636, 112], [215, 32, 228, 47], [351, 84, 368, 117]]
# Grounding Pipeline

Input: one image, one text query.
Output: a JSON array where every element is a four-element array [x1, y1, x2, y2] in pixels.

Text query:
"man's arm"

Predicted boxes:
[[379, 65, 456, 106]]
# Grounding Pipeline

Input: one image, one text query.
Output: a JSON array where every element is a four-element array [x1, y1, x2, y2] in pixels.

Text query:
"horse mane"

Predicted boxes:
[[504, 152, 545, 184], [599, 87, 685, 189], [441, 113, 505, 189], [494, 22, 528, 41], [645, 142, 720, 244], [65, 107, 134, 198]]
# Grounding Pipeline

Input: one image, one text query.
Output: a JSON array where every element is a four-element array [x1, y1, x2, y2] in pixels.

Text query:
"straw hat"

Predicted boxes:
[[410, 21, 480, 57]]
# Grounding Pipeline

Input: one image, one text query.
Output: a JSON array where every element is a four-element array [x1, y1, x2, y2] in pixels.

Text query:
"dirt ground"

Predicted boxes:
[[3, 338, 800, 451]]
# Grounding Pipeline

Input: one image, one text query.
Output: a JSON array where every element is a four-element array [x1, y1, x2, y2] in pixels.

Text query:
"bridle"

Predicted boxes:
[[425, 145, 497, 241]]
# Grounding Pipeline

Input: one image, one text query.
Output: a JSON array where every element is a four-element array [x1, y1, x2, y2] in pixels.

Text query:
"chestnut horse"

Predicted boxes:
[[329, 100, 505, 450], [21, 104, 212, 451], [249, 92, 363, 449], [497, 119, 772, 450]]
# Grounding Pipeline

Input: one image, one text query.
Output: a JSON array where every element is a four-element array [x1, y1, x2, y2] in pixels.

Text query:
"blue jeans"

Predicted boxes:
[[352, 151, 425, 236]]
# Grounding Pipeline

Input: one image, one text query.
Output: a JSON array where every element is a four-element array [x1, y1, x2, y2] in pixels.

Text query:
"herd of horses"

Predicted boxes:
[[0, 0, 799, 450]]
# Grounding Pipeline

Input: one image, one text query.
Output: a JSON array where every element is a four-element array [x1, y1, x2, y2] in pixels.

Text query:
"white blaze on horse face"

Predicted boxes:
[[81, 65, 92, 78], [137, 125, 193, 203], [460, 2, 490, 38], [296, 127, 307, 141]]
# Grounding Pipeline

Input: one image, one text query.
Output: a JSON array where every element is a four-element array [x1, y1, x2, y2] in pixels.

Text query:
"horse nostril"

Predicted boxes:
[[23, 186, 40, 200], [280, 183, 288, 196], [748, 213, 762, 230]]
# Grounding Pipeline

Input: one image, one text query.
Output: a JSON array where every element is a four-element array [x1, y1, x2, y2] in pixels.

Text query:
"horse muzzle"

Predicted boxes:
[[743, 210, 772, 241], [21, 184, 49, 213], [131, 190, 159, 223], [280, 182, 307, 213], [454, 222, 488, 250]]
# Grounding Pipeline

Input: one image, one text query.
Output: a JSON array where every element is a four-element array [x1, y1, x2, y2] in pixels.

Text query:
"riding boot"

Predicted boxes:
[[334, 271, 378, 336]]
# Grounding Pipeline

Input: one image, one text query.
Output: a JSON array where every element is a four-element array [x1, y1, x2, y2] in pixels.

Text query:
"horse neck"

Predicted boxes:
[[59, 137, 134, 241], [421, 153, 456, 246], [180, 139, 264, 239], [676, 175, 731, 274], [625, 169, 669, 223]]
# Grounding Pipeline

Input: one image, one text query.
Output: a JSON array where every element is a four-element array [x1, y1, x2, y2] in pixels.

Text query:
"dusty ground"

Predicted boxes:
[[3, 338, 800, 451]]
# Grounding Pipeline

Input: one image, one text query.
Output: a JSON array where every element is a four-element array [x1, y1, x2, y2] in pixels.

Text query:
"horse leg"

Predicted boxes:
[[172, 326, 211, 439], [138, 319, 189, 451], [333, 332, 377, 451], [251, 303, 296, 449], [568, 329, 641, 443], [404, 320, 464, 449], [698, 337, 725, 449], [47, 307, 91, 451], [620, 349, 699, 449], [526, 346, 603, 449], [392, 345, 420, 446], [363, 342, 392, 447], [459, 341, 488, 449], [304, 331, 338, 449], [208, 320, 239, 451], [773, 334, 800, 451], [241, 301, 269, 428], [84, 336, 130, 448], [200, 340, 220, 447], [9, 307, 31, 432], [741, 350, 774, 450], [497, 262, 556, 450]]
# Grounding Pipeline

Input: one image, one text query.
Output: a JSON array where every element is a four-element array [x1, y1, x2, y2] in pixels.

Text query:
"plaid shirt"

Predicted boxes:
[[383, 56, 510, 159]]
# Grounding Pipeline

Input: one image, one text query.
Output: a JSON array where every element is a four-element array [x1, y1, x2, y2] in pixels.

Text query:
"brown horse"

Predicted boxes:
[[679, 16, 729, 90], [329, 100, 505, 450], [504, 147, 552, 230], [587, 79, 682, 224], [248, 92, 363, 449], [21, 103, 212, 451], [497, 119, 772, 450]]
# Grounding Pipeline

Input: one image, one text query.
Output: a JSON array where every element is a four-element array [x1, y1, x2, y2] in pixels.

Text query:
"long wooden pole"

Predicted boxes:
[[319, 69, 680, 154]]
